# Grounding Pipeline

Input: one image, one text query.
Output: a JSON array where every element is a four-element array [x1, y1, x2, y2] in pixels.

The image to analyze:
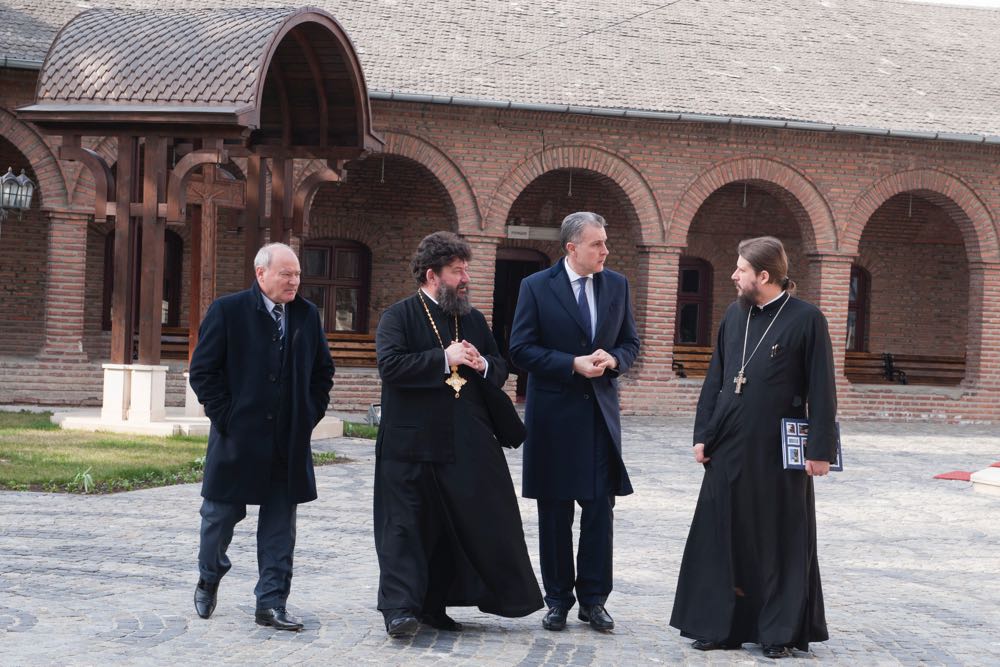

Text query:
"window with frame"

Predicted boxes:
[[674, 256, 713, 346], [299, 239, 371, 333], [846, 264, 870, 352]]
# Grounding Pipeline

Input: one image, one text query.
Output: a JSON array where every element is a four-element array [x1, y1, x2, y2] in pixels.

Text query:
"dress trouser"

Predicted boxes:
[[198, 469, 297, 609], [536, 414, 615, 609]]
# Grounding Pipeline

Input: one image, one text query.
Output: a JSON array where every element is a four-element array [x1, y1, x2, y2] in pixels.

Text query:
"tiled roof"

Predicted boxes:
[[4, 0, 1000, 137], [35, 8, 299, 106]]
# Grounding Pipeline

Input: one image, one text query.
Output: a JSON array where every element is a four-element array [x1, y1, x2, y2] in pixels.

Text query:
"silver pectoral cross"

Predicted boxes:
[[733, 370, 748, 395]]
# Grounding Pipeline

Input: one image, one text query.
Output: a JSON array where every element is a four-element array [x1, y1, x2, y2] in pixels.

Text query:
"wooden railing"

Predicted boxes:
[[152, 327, 378, 367], [845, 351, 965, 386]]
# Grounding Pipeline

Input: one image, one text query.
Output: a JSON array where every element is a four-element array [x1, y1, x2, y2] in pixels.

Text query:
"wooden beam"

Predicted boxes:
[[244, 155, 264, 286], [137, 136, 167, 365], [166, 143, 228, 222], [110, 136, 137, 364], [269, 156, 293, 244]]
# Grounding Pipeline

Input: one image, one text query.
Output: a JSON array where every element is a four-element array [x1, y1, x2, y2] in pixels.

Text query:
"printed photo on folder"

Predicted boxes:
[[780, 418, 843, 472]]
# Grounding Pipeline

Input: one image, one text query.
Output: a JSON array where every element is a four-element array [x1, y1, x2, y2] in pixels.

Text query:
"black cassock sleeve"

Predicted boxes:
[[376, 304, 449, 389], [803, 309, 838, 462], [693, 311, 728, 447]]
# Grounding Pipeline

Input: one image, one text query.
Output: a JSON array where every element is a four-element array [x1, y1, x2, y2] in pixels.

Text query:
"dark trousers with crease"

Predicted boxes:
[[536, 415, 615, 609], [198, 468, 297, 609]]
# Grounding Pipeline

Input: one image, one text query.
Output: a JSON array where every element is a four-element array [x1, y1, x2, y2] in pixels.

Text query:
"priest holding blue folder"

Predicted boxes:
[[670, 236, 839, 659]]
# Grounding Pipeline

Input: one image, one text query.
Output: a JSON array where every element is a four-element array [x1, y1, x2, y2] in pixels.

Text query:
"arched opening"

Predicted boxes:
[[493, 247, 551, 399], [306, 155, 458, 332], [675, 181, 811, 378], [0, 137, 46, 358], [850, 192, 968, 386], [500, 167, 641, 390]]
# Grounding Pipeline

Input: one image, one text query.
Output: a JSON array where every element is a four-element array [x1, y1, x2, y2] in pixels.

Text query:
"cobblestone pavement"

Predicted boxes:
[[2, 417, 999, 666]]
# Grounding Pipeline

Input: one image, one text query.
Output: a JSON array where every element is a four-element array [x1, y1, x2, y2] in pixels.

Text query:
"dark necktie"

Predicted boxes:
[[272, 303, 284, 339], [577, 276, 592, 341]]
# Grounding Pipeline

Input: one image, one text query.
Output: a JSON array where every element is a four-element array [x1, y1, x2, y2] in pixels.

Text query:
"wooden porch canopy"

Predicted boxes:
[[18, 7, 384, 365]]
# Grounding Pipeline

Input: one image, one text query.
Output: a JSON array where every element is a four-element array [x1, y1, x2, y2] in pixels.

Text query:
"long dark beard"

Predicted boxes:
[[437, 283, 472, 316]]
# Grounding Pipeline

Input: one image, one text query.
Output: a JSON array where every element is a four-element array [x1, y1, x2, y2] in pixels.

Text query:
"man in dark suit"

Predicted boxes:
[[509, 211, 640, 633], [189, 242, 334, 631], [373, 231, 542, 638]]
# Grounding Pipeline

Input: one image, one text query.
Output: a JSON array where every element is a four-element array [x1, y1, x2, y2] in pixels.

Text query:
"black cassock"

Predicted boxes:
[[670, 293, 838, 650], [373, 293, 543, 619]]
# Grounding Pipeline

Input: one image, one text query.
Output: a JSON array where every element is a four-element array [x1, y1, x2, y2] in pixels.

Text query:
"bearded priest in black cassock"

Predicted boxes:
[[373, 231, 543, 638], [670, 237, 839, 660]]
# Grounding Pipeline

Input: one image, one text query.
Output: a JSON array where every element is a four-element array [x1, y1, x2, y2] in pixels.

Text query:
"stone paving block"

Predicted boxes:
[[1, 418, 999, 665]]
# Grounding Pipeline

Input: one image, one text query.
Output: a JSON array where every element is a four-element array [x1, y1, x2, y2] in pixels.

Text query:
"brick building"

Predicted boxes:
[[1, 1, 999, 421]]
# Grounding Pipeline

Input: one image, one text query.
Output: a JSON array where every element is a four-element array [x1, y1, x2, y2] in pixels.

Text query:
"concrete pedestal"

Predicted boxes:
[[100, 363, 131, 422]]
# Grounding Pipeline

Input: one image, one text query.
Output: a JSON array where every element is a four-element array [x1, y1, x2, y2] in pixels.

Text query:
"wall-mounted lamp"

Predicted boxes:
[[0, 167, 36, 235]]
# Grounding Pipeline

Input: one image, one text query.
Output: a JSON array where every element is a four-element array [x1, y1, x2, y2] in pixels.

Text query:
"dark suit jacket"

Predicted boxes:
[[189, 282, 334, 505], [375, 292, 507, 463], [509, 258, 640, 500]]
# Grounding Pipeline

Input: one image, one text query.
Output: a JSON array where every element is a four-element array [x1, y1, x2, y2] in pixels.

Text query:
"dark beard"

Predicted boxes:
[[739, 294, 757, 310], [437, 283, 471, 316]]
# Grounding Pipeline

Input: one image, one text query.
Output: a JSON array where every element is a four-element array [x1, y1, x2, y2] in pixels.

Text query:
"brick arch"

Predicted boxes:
[[668, 157, 836, 252], [0, 108, 68, 209], [842, 168, 999, 262], [381, 131, 481, 230], [483, 144, 662, 242]]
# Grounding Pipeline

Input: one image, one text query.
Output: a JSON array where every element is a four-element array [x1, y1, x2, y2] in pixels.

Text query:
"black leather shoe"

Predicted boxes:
[[386, 615, 420, 638], [691, 639, 740, 651], [254, 607, 303, 631], [194, 579, 218, 619], [763, 645, 791, 659], [421, 611, 463, 631], [541, 606, 568, 631], [578, 603, 614, 631]]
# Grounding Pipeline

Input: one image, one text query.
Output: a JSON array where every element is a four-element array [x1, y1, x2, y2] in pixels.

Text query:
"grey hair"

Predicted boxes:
[[559, 211, 606, 250], [254, 242, 296, 269]]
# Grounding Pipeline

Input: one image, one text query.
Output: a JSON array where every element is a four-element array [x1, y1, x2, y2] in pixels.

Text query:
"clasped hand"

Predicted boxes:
[[573, 349, 617, 378], [446, 339, 486, 372]]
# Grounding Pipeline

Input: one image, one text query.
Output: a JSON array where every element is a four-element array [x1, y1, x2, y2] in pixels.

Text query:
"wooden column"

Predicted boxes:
[[269, 156, 293, 245], [137, 136, 167, 364], [244, 155, 265, 286], [110, 135, 137, 364]]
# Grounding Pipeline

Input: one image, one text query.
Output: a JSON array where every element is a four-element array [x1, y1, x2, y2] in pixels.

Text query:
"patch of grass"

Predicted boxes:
[[343, 421, 378, 439], [0, 410, 345, 494]]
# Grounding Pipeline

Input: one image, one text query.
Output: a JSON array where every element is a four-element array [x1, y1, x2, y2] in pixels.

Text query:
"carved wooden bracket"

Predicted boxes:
[[292, 161, 345, 235], [58, 136, 115, 220], [166, 145, 229, 222]]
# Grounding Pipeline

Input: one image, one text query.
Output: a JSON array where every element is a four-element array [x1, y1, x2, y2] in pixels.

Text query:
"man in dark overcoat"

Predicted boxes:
[[509, 212, 640, 633], [373, 231, 542, 638], [189, 242, 334, 631]]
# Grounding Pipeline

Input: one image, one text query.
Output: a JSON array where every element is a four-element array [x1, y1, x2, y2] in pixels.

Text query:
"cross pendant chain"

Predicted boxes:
[[417, 290, 464, 398], [733, 370, 747, 395], [736, 295, 790, 395]]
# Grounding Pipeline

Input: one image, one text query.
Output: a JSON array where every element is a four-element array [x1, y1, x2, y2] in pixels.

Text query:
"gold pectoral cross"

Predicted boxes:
[[446, 365, 466, 398], [733, 370, 748, 395]]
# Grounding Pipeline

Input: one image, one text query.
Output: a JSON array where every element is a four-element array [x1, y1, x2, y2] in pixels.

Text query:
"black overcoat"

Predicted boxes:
[[189, 283, 334, 505], [509, 259, 640, 500], [373, 292, 542, 617], [670, 294, 837, 649]]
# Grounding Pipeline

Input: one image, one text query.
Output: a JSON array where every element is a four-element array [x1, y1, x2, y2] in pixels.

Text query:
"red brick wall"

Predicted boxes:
[[5, 69, 1000, 420], [0, 137, 46, 357]]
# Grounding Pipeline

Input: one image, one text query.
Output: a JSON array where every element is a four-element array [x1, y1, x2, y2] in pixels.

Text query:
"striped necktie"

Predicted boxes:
[[272, 303, 284, 339]]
